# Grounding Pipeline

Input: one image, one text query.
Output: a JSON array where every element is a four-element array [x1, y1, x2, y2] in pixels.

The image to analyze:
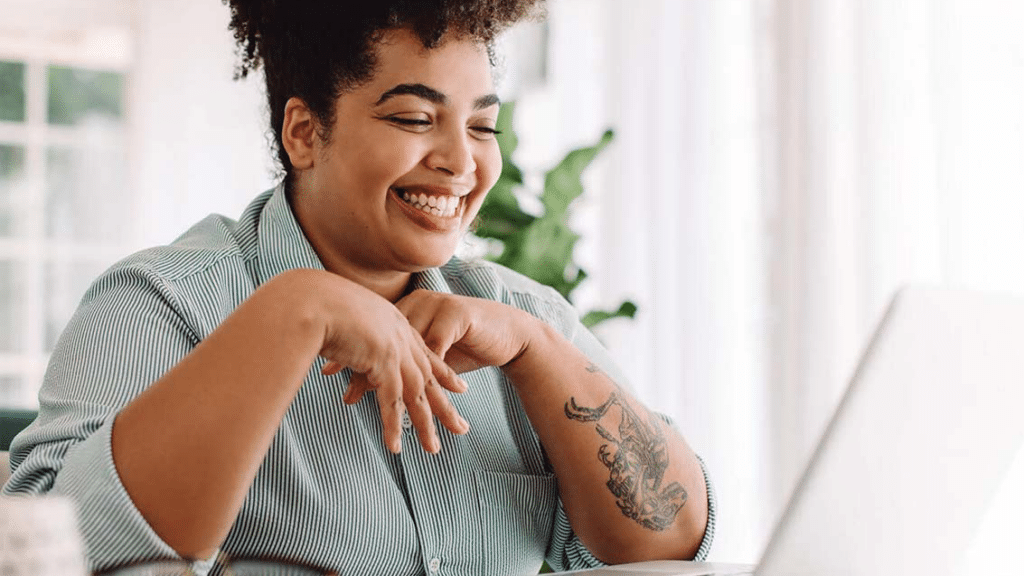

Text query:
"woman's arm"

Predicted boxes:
[[394, 289, 709, 564], [111, 269, 466, 559], [503, 321, 709, 563]]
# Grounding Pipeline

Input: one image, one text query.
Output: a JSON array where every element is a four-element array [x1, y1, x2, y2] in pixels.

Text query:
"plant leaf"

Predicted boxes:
[[476, 180, 534, 241], [475, 105, 637, 325], [581, 300, 638, 329], [495, 217, 580, 298], [495, 102, 519, 159], [541, 129, 614, 218]]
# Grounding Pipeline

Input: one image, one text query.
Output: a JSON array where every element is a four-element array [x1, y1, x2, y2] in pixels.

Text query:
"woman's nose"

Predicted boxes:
[[425, 130, 476, 177]]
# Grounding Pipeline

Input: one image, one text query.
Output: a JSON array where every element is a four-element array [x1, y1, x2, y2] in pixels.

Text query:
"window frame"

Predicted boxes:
[[0, 26, 133, 409]]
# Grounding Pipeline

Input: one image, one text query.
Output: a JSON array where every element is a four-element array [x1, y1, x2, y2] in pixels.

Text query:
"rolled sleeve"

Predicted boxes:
[[546, 499, 607, 571], [545, 453, 716, 571], [52, 416, 181, 569], [692, 453, 716, 561], [3, 260, 202, 571]]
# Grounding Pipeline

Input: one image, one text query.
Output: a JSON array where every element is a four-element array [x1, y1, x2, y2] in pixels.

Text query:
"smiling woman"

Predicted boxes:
[[2, 1, 714, 575], [283, 29, 502, 291]]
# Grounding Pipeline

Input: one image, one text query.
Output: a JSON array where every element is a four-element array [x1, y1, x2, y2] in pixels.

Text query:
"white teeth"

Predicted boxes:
[[397, 187, 460, 217]]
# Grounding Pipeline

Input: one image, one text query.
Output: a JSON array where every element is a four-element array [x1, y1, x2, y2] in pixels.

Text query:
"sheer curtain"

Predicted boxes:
[[530, 0, 1024, 565], [516, 0, 769, 562], [766, 0, 1024, 571]]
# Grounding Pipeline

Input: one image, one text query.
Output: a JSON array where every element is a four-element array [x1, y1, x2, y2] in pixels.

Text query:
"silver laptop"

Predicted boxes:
[[562, 286, 1024, 576]]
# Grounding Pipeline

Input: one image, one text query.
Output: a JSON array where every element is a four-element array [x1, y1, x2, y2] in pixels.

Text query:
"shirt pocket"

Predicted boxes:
[[474, 470, 558, 575]]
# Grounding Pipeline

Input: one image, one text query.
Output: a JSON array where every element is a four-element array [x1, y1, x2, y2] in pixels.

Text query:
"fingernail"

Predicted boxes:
[[432, 436, 442, 453], [391, 438, 402, 453], [458, 416, 470, 434], [456, 377, 468, 392]]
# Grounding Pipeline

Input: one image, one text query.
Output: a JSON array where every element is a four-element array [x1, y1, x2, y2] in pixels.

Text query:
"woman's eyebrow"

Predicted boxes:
[[375, 83, 500, 110], [473, 93, 500, 110], [376, 83, 446, 106]]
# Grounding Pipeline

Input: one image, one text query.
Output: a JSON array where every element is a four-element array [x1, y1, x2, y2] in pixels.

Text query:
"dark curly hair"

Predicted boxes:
[[223, 0, 545, 191]]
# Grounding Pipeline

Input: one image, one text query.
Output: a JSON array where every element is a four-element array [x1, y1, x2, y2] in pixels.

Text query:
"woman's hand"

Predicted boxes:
[[394, 289, 540, 375], [303, 272, 469, 454]]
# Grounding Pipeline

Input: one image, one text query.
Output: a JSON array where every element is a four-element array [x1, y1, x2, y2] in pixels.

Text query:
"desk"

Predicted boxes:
[[558, 561, 754, 575]]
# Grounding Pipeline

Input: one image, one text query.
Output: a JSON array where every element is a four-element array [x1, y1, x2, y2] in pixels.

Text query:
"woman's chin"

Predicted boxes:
[[394, 242, 458, 271]]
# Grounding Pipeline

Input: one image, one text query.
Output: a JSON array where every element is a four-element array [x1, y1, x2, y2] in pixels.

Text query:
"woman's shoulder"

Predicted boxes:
[[441, 257, 561, 301], [123, 191, 269, 282], [82, 192, 271, 323], [440, 257, 578, 336]]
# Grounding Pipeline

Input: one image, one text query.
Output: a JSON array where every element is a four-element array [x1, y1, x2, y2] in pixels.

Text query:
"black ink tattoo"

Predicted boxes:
[[565, 387, 687, 531]]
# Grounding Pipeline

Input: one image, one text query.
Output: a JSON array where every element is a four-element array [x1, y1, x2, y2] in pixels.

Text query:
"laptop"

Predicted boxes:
[[561, 286, 1024, 576]]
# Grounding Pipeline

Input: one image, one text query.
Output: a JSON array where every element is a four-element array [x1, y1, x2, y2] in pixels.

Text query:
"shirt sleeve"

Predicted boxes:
[[536, 286, 717, 569], [2, 262, 200, 572], [546, 454, 717, 570]]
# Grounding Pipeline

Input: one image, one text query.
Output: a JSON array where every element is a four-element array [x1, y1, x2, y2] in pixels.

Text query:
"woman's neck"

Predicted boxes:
[[320, 256, 414, 303]]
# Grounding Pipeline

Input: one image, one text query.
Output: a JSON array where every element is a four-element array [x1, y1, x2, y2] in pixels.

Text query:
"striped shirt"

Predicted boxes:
[[3, 185, 715, 575]]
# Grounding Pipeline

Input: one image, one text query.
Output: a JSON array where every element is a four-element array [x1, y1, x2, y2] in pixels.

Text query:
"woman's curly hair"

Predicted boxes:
[[223, 0, 545, 188]]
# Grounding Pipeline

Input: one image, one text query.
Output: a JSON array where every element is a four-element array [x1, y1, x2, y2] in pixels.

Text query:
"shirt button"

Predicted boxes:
[[428, 558, 441, 573], [401, 411, 412, 430]]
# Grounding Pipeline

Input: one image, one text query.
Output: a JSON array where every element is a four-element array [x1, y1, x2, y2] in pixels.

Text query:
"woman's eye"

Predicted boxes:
[[470, 126, 502, 138], [387, 116, 431, 129]]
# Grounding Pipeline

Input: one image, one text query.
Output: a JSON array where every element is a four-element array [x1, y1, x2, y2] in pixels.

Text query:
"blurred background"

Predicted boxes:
[[1, 0, 1023, 570]]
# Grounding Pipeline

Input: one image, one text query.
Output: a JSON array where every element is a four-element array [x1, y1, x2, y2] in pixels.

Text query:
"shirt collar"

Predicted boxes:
[[256, 183, 326, 286], [254, 182, 455, 296], [409, 264, 453, 295]]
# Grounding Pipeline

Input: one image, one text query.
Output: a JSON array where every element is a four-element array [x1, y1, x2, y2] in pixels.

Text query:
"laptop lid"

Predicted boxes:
[[756, 286, 1024, 576]]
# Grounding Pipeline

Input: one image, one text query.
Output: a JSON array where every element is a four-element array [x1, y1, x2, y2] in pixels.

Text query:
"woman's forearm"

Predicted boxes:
[[111, 269, 325, 559], [503, 321, 709, 564]]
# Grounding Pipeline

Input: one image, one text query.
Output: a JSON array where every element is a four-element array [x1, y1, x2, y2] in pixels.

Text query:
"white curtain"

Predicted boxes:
[[519, 0, 769, 562], [530, 0, 1024, 565], [766, 0, 1024, 571]]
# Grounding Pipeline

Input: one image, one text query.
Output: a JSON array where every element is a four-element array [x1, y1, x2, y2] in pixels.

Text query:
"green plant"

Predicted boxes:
[[474, 102, 636, 329]]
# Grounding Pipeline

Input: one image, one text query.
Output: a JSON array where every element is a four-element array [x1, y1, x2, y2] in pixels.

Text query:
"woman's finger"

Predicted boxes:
[[417, 305, 466, 358], [370, 363, 405, 453], [401, 362, 440, 454], [398, 292, 462, 359], [344, 371, 370, 404], [321, 360, 344, 376], [421, 314, 461, 360], [428, 349, 468, 394], [396, 292, 432, 331], [424, 375, 469, 435]]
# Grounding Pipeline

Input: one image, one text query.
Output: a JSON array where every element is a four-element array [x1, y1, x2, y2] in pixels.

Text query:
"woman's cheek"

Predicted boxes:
[[482, 146, 502, 188]]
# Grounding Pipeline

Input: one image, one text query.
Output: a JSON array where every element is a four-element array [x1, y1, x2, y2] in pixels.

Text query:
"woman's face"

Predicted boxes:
[[292, 28, 502, 275]]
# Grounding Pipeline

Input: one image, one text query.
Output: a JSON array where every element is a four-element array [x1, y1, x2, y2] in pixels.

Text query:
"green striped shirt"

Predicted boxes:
[[4, 185, 715, 574]]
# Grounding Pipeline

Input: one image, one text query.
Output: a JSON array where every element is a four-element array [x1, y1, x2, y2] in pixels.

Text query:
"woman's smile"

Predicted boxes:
[[389, 185, 468, 232]]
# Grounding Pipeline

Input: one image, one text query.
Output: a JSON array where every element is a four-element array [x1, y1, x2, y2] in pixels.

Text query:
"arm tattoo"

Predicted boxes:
[[565, 367, 687, 531]]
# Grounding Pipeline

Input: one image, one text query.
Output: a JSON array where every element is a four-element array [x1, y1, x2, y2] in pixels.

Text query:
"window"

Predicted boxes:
[[0, 31, 133, 409]]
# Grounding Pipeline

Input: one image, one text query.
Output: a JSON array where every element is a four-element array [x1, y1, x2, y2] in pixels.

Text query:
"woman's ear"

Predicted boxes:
[[281, 97, 317, 170]]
